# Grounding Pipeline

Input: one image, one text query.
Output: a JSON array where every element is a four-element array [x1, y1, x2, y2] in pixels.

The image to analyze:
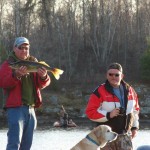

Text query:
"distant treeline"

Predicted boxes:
[[0, 0, 150, 83]]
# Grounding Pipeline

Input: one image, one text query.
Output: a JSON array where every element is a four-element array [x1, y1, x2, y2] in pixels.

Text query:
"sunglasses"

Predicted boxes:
[[108, 73, 120, 77], [18, 46, 29, 50]]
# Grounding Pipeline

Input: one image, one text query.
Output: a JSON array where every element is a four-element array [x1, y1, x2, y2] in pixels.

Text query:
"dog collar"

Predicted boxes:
[[86, 135, 99, 146]]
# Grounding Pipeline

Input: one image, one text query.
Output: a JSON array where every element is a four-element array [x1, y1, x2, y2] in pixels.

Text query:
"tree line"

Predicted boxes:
[[0, 0, 150, 84]]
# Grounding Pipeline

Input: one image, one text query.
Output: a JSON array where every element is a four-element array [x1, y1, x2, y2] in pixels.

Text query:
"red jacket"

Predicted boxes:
[[85, 80, 140, 134], [0, 60, 50, 108]]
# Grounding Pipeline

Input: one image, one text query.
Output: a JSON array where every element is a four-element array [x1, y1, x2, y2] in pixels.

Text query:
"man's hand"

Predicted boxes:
[[110, 108, 120, 118], [131, 129, 137, 139], [37, 67, 47, 79], [15, 66, 28, 78]]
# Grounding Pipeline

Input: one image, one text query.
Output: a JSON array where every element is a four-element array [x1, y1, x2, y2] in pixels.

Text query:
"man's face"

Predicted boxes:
[[14, 44, 30, 60], [106, 69, 123, 88]]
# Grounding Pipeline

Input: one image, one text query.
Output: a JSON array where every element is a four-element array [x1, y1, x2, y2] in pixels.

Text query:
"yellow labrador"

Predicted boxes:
[[70, 125, 117, 150]]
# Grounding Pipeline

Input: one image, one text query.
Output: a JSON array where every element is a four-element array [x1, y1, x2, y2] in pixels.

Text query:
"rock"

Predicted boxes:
[[49, 95, 58, 105], [140, 107, 150, 114], [84, 95, 90, 103], [79, 108, 86, 118]]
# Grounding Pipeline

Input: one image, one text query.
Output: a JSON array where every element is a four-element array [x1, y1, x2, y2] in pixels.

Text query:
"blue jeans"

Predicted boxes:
[[6, 106, 37, 150]]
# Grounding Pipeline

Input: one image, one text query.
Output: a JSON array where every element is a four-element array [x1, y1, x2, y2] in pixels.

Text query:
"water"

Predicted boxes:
[[0, 128, 150, 150]]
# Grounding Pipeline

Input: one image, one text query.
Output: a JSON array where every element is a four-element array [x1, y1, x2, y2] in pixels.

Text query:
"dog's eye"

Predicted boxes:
[[107, 130, 110, 132]]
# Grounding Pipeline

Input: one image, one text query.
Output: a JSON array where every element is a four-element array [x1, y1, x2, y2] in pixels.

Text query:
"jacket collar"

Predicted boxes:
[[104, 80, 130, 110], [104, 80, 130, 95]]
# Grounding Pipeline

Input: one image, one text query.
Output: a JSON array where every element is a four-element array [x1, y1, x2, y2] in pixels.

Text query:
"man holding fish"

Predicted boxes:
[[0, 37, 51, 150]]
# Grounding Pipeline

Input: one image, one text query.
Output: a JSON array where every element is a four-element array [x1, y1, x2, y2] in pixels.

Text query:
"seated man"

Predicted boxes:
[[67, 119, 77, 127], [53, 108, 77, 128]]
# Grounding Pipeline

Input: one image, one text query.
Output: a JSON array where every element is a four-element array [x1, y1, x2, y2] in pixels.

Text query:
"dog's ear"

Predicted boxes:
[[94, 125, 102, 137]]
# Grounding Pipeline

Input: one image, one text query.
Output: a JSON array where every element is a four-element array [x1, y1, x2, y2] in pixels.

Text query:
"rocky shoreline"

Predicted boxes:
[[0, 83, 150, 130], [37, 116, 150, 130], [0, 114, 149, 130]]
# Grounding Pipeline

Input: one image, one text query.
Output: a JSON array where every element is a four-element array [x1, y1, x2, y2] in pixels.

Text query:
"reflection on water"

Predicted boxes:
[[0, 128, 150, 150]]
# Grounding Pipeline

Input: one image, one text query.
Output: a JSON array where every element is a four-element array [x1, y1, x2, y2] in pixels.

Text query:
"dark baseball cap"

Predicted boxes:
[[107, 62, 123, 72]]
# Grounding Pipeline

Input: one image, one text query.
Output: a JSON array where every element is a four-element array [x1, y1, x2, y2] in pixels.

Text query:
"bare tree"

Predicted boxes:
[[0, 0, 150, 82]]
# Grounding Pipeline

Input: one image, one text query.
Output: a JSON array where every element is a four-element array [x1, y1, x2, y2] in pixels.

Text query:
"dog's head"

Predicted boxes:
[[94, 125, 118, 148]]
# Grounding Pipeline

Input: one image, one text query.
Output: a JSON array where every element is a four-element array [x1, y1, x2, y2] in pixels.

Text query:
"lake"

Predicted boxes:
[[0, 128, 150, 150]]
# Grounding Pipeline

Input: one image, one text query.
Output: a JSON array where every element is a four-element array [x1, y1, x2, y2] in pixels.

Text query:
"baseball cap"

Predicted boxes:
[[107, 62, 123, 72], [14, 37, 29, 47]]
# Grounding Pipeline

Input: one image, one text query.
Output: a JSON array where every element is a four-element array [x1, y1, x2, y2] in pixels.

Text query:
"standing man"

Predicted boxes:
[[85, 62, 140, 150], [0, 37, 50, 150]]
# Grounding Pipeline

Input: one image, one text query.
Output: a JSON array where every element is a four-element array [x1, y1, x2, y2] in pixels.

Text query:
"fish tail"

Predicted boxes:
[[50, 68, 64, 80]]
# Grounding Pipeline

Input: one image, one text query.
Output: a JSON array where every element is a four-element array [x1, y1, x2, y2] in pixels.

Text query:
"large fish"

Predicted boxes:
[[9, 60, 64, 80]]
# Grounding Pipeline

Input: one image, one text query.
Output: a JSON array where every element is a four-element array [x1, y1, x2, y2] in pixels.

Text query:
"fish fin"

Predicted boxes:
[[39, 61, 50, 67], [50, 68, 64, 80]]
